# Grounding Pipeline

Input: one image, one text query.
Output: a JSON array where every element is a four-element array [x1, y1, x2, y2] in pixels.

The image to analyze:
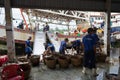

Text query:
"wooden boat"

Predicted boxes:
[[56, 33, 84, 39]]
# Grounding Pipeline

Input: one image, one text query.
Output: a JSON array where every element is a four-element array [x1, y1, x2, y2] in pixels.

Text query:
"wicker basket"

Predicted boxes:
[[65, 54, 71, 64], [96, 53, 107, 63], [17, 57, 28, 62], [30, 55, 40, 66], [45, 56, 56, 69], [43, 54, 53, 65], [58, 56, 69, 69], [71, 55, 82, 67], [18, 62, 31, 79], [76, 54, 83, 63], [53, 53, 61, 58], [52, 53, 61, 64]]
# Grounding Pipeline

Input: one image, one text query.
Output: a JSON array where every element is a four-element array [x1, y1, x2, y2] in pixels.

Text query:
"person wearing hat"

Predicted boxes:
[[59, 38, 69, 54], [82, 28, 98, 76]]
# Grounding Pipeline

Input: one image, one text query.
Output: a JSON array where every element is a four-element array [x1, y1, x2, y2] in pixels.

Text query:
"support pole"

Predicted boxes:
[[104, 0, 111, 59], [35, 14, 39, 31], [4, 0, 16, 62], [68, 25, 70, 35], [76, 20, 81, 32], [66, 20, 70, 35]]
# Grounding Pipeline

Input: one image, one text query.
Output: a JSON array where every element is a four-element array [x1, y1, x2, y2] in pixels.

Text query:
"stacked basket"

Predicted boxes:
[[43, 53, 84, 69]]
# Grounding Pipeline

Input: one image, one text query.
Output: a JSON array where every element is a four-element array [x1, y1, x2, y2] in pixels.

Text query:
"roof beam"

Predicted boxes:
[[0, 0, 108, 12], [33, 9, 88, 20], [0, 0, 120, 12]]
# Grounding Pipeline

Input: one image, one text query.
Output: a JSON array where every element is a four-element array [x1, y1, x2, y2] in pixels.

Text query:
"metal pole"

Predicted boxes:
[[104, 0, 111, 60], [4, 0, 16, 62]]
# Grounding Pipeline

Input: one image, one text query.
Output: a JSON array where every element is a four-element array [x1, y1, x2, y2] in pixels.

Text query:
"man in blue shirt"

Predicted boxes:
[[47, 43, 55, 53], [44, 43, 55, 53], [25, 36, 32, 59], [71, 39, 82, 54], [59, 38, 69, 54], [82, 28, 97, 76]]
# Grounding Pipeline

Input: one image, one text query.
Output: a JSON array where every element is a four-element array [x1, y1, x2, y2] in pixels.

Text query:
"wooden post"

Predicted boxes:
[[4, 0, 16, 62], [68, 25, 70, 35], [104, 0, 111, 60]]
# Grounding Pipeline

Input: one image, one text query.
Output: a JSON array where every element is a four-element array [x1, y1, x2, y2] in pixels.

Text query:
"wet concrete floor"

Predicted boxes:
[[29, 48, 120, 80]]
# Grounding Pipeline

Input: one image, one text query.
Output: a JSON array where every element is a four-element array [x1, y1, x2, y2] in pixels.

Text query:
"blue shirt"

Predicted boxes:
[[47, 43, 55, 52], [25, 40, 31, 47], [59, 41, 66, 52], [82, 34, 95, 51], [72, 40, 81, 47], [101, 22, 104, 28], [25, 40, 32, 53], [92, 33, 99, 43], [43, 27, 47, 32], [46, 25, 49, 31]]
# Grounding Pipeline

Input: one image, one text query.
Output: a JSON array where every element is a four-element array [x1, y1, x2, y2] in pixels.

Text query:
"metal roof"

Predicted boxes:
[[0, 0, 120, 12]]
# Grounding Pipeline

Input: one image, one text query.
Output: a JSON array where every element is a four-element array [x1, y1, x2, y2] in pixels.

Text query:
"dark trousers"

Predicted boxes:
[[83, 50, 96, 69]]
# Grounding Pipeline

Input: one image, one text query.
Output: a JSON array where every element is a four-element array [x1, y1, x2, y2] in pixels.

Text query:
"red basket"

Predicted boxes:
[[1, 64, 24, 80]]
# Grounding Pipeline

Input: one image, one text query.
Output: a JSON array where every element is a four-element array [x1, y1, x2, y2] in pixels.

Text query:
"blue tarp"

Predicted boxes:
[[111, 26, 120, 33]]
